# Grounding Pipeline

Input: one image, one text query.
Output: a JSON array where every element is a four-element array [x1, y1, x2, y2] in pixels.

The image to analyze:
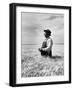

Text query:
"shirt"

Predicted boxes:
[[41, 37, 53, 52]]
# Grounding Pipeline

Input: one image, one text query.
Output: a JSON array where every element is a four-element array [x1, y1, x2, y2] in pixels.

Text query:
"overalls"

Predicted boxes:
[[41, 40, 52, 57]]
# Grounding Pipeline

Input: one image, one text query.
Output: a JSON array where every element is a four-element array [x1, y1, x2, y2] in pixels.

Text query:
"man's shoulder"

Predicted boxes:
[[47, 37, 52, 41], [47, 38, 53, 44]]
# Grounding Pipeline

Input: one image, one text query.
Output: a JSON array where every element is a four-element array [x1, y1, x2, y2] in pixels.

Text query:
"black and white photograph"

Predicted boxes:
[[10, 3, 71, 87], [21, 12, 64, 77]]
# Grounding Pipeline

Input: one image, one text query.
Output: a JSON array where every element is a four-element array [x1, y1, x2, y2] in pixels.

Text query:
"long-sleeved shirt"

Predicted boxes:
[[41, 37, 53, 53], [42, 38, 53, 51], [39, 37, 53, 57]]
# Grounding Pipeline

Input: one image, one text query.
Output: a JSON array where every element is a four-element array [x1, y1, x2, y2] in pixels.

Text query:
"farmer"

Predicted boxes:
[[38, 29, 53, 57]]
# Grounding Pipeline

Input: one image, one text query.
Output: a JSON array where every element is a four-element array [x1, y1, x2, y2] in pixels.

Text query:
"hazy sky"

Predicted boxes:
[[21, 12, 64, 45]]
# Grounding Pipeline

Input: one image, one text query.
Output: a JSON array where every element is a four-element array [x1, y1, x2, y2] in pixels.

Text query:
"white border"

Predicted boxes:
[[16, 6, 69, 84]]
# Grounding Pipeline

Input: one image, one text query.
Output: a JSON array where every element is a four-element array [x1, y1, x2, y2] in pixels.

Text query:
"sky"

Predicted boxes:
[[21, 12, 64, 45]]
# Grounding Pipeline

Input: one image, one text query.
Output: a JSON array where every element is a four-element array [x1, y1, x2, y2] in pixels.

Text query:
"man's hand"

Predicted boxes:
[[38, 48, 45, 52], [38, 48, 42, 51]]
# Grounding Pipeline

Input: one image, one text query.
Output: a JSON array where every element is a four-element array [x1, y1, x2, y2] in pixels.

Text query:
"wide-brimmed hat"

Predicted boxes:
[[44, 29, 51, 34]]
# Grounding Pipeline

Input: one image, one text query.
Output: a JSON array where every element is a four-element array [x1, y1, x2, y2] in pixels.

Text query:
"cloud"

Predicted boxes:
[[44, 15, 64, 21], [22, 24, 39, 31], [57, 23, 64, 30]]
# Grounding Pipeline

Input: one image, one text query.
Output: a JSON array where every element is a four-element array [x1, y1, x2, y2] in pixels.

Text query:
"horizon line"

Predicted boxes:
[[21, 43, 64, 45]]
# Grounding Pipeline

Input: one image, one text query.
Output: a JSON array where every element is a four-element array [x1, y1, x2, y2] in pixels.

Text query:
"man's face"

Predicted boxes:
[[44, 32, 50, 38]]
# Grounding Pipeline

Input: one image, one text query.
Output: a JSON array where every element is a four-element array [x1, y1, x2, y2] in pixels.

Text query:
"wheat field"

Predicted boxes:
[[21, 44, 64, 77]]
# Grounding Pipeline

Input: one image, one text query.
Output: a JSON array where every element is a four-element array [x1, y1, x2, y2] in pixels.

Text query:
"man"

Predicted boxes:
[[38, 29, 53, 57]]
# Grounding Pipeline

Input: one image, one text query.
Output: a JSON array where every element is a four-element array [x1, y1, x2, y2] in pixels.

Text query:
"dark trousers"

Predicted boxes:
[[40, 50, 52, 57]]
